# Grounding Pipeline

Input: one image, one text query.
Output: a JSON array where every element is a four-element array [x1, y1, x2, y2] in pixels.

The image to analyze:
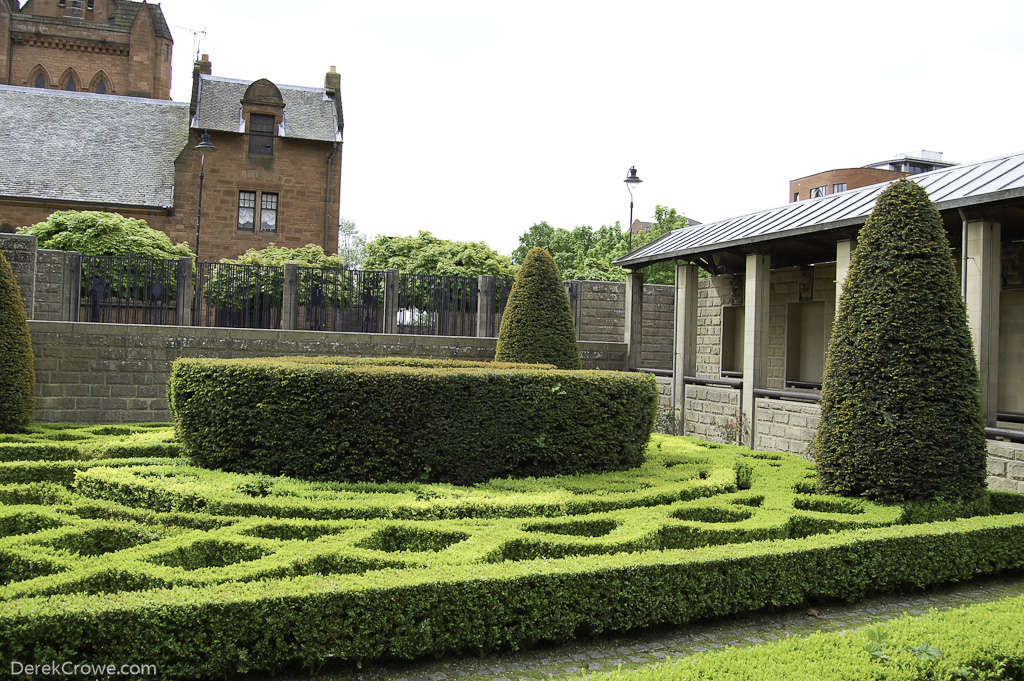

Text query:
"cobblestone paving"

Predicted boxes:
[[293, 573, 1024, 681]]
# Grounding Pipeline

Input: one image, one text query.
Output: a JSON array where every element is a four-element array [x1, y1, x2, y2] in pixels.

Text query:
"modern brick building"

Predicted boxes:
[[0, 0, 172, 99], [0, 51, 345, 261], [789, 151, 957, 202]]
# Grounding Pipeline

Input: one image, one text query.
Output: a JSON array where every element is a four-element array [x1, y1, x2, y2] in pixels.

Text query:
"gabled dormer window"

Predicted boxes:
[[249, 114, 275, 155]]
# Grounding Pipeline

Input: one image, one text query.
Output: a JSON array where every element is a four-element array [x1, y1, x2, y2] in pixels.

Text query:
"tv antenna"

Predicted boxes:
[[175, 26, 207, 61]]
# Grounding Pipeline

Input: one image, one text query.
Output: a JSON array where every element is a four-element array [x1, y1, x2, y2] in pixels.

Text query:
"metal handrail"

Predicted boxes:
[[684, 375, 742, 389], [986, 427, 1024, 444], [753, 388, 821, 403]]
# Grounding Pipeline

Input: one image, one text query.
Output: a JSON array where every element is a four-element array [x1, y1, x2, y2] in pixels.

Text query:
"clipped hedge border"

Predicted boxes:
[[611, 593, 1024, 681], [169, 357, 659, 484], [2, 513, 1023, 679]]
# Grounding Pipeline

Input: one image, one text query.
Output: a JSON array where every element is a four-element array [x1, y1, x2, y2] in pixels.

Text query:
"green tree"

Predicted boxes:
[[363, 231, 517, 278], [512, 206, 690, 284], [813, 179, 987, 503], [337, 218, 368, 268], [0, 250, 35, 432], [18, 211, 193, 259], [495, 247, 581, 369]]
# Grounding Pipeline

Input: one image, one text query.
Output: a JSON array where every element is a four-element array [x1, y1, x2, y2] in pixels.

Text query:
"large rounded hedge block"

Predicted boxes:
[[0, 250, 35, 432], [169, 357, 657, 484], [496, 247, 581, 369], [813, 179, 987, 503]]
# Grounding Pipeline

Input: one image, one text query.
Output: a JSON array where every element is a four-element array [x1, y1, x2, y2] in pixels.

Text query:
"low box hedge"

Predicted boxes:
[[610, 593, 1024, 681], [168, 356, 659, 484], [1, 513, 1023, 679]]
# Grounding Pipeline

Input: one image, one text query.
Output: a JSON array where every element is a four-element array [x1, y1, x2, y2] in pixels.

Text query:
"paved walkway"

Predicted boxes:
[[291, 572, 1024, 681]]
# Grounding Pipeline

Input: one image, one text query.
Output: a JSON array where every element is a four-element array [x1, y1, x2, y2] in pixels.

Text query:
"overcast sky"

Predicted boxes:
[[163, 1, 1024, 256]]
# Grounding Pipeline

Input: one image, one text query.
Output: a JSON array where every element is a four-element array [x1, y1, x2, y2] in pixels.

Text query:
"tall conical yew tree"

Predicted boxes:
[[814, 179, 987, 503], [0, 249, 35, 432], [495, 247, 581, 369]]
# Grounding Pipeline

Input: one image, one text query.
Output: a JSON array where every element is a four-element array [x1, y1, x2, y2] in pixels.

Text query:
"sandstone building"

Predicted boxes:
[[0, 0, 172, 99]]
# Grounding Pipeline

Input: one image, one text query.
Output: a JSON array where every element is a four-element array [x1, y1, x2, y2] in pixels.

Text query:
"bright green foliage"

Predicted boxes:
[[1, 419, 1019, 676], [17, 211, 193, 259], [0, 432, 1023, 678], [0, 251, 34, 433], [337, 218, 368, 268], [607, 595, 1024, 681], [814, 179, 988, 503], [512, 206, 692, 284], [224, 242, 344, 268], [496, 247, 582, 369], [169, 355, 655, 483], [0, 422, 179, 462], [363, 230, 517, 278]]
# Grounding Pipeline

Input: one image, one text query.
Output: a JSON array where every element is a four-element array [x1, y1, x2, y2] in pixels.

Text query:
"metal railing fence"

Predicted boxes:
[[78, 254, 178, 325]]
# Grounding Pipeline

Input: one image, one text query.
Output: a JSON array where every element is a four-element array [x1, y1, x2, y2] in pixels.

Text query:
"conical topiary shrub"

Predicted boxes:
[[813, 179, 987, 503], [495, 247, 581, 369], [0, 249, 35, 432]]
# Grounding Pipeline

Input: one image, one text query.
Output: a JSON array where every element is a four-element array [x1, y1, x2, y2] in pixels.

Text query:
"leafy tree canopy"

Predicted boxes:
[[221, 243, 345, 268], [18, 211, 193, 260], [512, 206, 689, 284], [363, 231, 517, 279], [338, 218, 368, 269]]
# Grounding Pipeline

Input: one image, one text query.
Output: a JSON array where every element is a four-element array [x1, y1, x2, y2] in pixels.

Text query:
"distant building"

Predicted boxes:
[[0, 0, 173, 99], [0, 55, 345, 260], [789, 151, 957, 202], [631, 217, 701, 236]]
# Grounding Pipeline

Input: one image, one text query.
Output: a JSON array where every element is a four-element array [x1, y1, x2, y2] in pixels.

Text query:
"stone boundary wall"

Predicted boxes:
[[576, 280, 673, 370], [683, 385, 740, 444], [655, 376, 672, 409], [27, 321, 627, 424], [0, 233, 36, 316], [987, 440, 1024, 493]]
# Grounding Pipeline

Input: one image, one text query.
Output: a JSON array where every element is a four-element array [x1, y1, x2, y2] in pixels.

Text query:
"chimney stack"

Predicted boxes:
[[190, 54, 212, 118]]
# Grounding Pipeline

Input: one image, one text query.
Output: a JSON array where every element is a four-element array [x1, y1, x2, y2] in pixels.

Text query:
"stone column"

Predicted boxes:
[[965, 220, 1001, 426], [383, 269, 400, 335], [281, 264, 299, 331], [477, 275, 495, 338], [673, 263, 699, 434], [625, 270, 644, 371], [175, 257, 193, 327], [61, 251, 82, 322], [741, 253, 771, 448], [835, 238, 856, 301]]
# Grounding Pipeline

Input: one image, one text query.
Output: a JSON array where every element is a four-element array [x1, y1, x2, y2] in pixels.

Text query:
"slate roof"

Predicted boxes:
[[0, 85, 189, 208], [615, 151, 1024, 268], [9, 0, 172, 39], [194, 75, 341, 142]]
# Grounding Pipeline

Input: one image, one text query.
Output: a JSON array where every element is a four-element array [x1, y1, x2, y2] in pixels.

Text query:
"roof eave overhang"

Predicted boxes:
[[614, 185, 1024, 269]]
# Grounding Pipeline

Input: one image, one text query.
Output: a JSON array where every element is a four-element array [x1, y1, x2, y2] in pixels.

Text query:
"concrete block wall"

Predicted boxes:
[[683, 385, 740, 444], [696, 276, 728, 377], [987, 440, 1024, 493], [754, 398, 820, 456], [641, 285, 674, 369], [577, 280, 626, 343], [27, 321, 626, 424], [766, 265, 837, 388], [655, 376, 672, 409]]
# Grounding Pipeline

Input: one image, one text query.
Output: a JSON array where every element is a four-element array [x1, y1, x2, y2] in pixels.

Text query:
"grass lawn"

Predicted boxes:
[[1, 425, 1023, 679]]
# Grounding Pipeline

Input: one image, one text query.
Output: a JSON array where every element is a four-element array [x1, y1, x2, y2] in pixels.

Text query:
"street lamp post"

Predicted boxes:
[[624, 166, 642, 253], [194, 131, 217, 260]]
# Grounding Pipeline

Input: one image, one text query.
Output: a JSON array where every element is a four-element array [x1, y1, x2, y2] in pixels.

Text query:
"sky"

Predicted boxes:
[[162, 0, 1024, 257]]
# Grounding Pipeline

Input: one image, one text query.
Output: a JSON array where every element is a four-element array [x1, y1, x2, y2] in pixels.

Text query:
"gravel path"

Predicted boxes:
[[284, 571, 1024, 681]]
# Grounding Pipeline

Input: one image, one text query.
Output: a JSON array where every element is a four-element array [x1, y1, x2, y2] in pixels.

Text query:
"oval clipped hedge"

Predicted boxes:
[[169, 356, 658, 484]]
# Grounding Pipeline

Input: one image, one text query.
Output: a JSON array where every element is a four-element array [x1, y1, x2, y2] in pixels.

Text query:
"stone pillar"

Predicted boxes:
[[60, 251, 81, 322], [673, 263, 699, 434], [965, 220, 1001, 426], [741, 253, 771, 448], [835, 238, 856, 301], [477, 275, 496, 338], [175, 257, 193, 327], [383, 269, 400, 335], [625, 270, 644, 371], [282, 263, 299, 331]]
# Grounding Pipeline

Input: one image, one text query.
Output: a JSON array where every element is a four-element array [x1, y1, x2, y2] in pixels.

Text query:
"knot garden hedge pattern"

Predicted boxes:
[[2, 428, 1024, 679]]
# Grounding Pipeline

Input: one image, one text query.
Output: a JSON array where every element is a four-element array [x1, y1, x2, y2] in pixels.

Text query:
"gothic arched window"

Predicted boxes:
[[34, 73, 46, 88], [64, 76, 77, 92], [95, 80, 107, 94]]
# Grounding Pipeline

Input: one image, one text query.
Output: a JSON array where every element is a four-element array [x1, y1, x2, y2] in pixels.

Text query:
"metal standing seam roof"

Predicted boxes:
[[0, 84, 189, 208], [615, 150, 1024, 268], [194, 75, 341, 143]]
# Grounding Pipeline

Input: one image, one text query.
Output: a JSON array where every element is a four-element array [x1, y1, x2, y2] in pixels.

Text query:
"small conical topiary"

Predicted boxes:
[[813, 179, 987, 503], [495, 247, 581, 369], [0, 249, 35, 432]]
